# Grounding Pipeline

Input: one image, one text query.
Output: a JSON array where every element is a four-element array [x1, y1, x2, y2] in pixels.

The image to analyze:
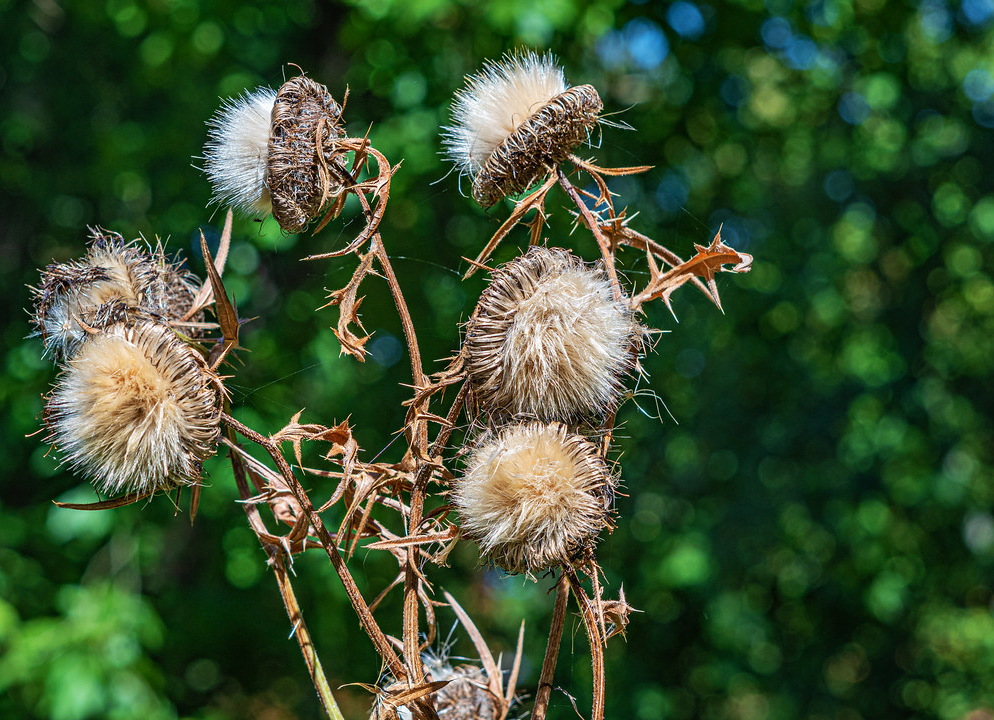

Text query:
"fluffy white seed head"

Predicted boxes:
[[45, 322, 221, 496], [453, 422, 614, 574], [202, 87, 276, 216], [442, 51, 567, 178], [464, 246, 638, 422]]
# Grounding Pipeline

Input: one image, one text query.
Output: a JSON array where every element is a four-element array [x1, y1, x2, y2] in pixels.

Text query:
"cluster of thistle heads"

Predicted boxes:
[[33, 51, 638, 577], [26, 47, 661, 719], [454, 246, 640, 575], [31, 229, 221, 497]]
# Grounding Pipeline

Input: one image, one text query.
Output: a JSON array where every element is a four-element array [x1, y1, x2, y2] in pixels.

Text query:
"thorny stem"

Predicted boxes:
[[338, 154, 436, 695], [346, 148, 427, 393], [531, 574, 570, 720], [273, 554, 345, 720], [221, 411, 408, 681], [222, 412, 342, 719], [555, 166, 623, 303], [567, 571, 607, 720]]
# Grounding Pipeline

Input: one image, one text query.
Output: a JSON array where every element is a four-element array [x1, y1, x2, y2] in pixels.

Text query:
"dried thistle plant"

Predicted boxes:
[[31, 227, 225, 504], [30, 53, 755, 720]]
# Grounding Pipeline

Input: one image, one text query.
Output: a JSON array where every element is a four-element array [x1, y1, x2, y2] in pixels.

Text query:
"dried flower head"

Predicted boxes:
[[427, 663, 500, 720], [150, 243, 204, 336], [371, 654, 501, 720], [45, 321, 221, 496], [453, 422, 615, 574], [442, 51, 603, 208], [202, 75, 348, 233], [32, 229, 166, 361], [464, 246, 637, 422]]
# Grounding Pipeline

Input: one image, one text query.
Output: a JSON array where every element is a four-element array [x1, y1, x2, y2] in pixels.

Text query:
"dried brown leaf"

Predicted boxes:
[[634, 227, 753, 316]]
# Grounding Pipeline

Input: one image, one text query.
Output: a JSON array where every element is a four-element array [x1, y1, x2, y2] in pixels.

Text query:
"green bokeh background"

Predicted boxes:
[[3, 0, 994, 718]]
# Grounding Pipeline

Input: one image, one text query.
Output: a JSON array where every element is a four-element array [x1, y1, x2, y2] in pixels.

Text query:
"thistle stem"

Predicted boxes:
[[531, 574, 570, 720], [273, 554, 345, 720], [555, 167, 623, 302]]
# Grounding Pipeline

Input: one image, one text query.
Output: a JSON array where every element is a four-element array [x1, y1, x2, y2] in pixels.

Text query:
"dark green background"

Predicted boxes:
[[3, 0, 994, 718]]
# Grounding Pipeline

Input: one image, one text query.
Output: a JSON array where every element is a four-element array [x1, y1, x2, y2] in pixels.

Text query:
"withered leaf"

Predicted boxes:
[[634, 227, 752, 317]]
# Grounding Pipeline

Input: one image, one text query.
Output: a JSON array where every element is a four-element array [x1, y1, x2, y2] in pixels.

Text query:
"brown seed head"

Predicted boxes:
[[267, 75, 349, 233], [32, 229, 204, 359], [473, 84, 602, 208], [45, 321, 221, 496], [464, 246, 637, 423], [453, 422, 615, 574], [442, 52, 603, 208]]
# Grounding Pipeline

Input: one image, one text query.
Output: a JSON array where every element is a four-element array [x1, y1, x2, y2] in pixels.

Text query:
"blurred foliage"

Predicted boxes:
[[2, 0, 994, 718]]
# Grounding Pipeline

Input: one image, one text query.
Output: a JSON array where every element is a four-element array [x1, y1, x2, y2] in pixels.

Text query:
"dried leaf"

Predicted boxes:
[[322, 250, 377, 360], [185, 209, 232, 320], [365, 525, 459, 551], [200, 230, 240, 365], [443, 591, 502, 702], [634, 227, 753, 317], [54, 490, 155, 510], [600, 585, 641, 641]]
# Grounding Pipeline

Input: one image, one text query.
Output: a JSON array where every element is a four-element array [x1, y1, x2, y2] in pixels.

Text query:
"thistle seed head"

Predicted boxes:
[[44, 321, 221, 496], [464, 246, 637, 423], [202, 86, 278, 217], [371, 655, 501, 720], [453, 422, 615, 574], [429, 663, 500, 720], [442, 51, 603, 208], [33, 229, 165, 361], [202, 76, 349, 233]]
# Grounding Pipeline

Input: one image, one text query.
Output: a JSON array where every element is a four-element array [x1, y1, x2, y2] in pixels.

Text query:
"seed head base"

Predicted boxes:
[[473, 84, 602, 208], [267, 75, 349, 233]]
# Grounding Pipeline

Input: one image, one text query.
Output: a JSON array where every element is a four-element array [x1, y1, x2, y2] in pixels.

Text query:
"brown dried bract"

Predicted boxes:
[[472, 84, 602, 208], [268, 75, 349, 233]]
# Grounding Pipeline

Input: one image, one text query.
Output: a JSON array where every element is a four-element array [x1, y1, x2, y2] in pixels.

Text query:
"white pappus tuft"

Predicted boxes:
[[202, 87, 277, 216], [442, 51, 567, 178]]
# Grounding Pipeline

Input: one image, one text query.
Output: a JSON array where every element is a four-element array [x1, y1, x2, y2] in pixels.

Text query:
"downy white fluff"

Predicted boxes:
[[453, 422, 613, 574], [202, 87, 276, 215], [46, 322, 220, 496], [442, 51, 567, 178]]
